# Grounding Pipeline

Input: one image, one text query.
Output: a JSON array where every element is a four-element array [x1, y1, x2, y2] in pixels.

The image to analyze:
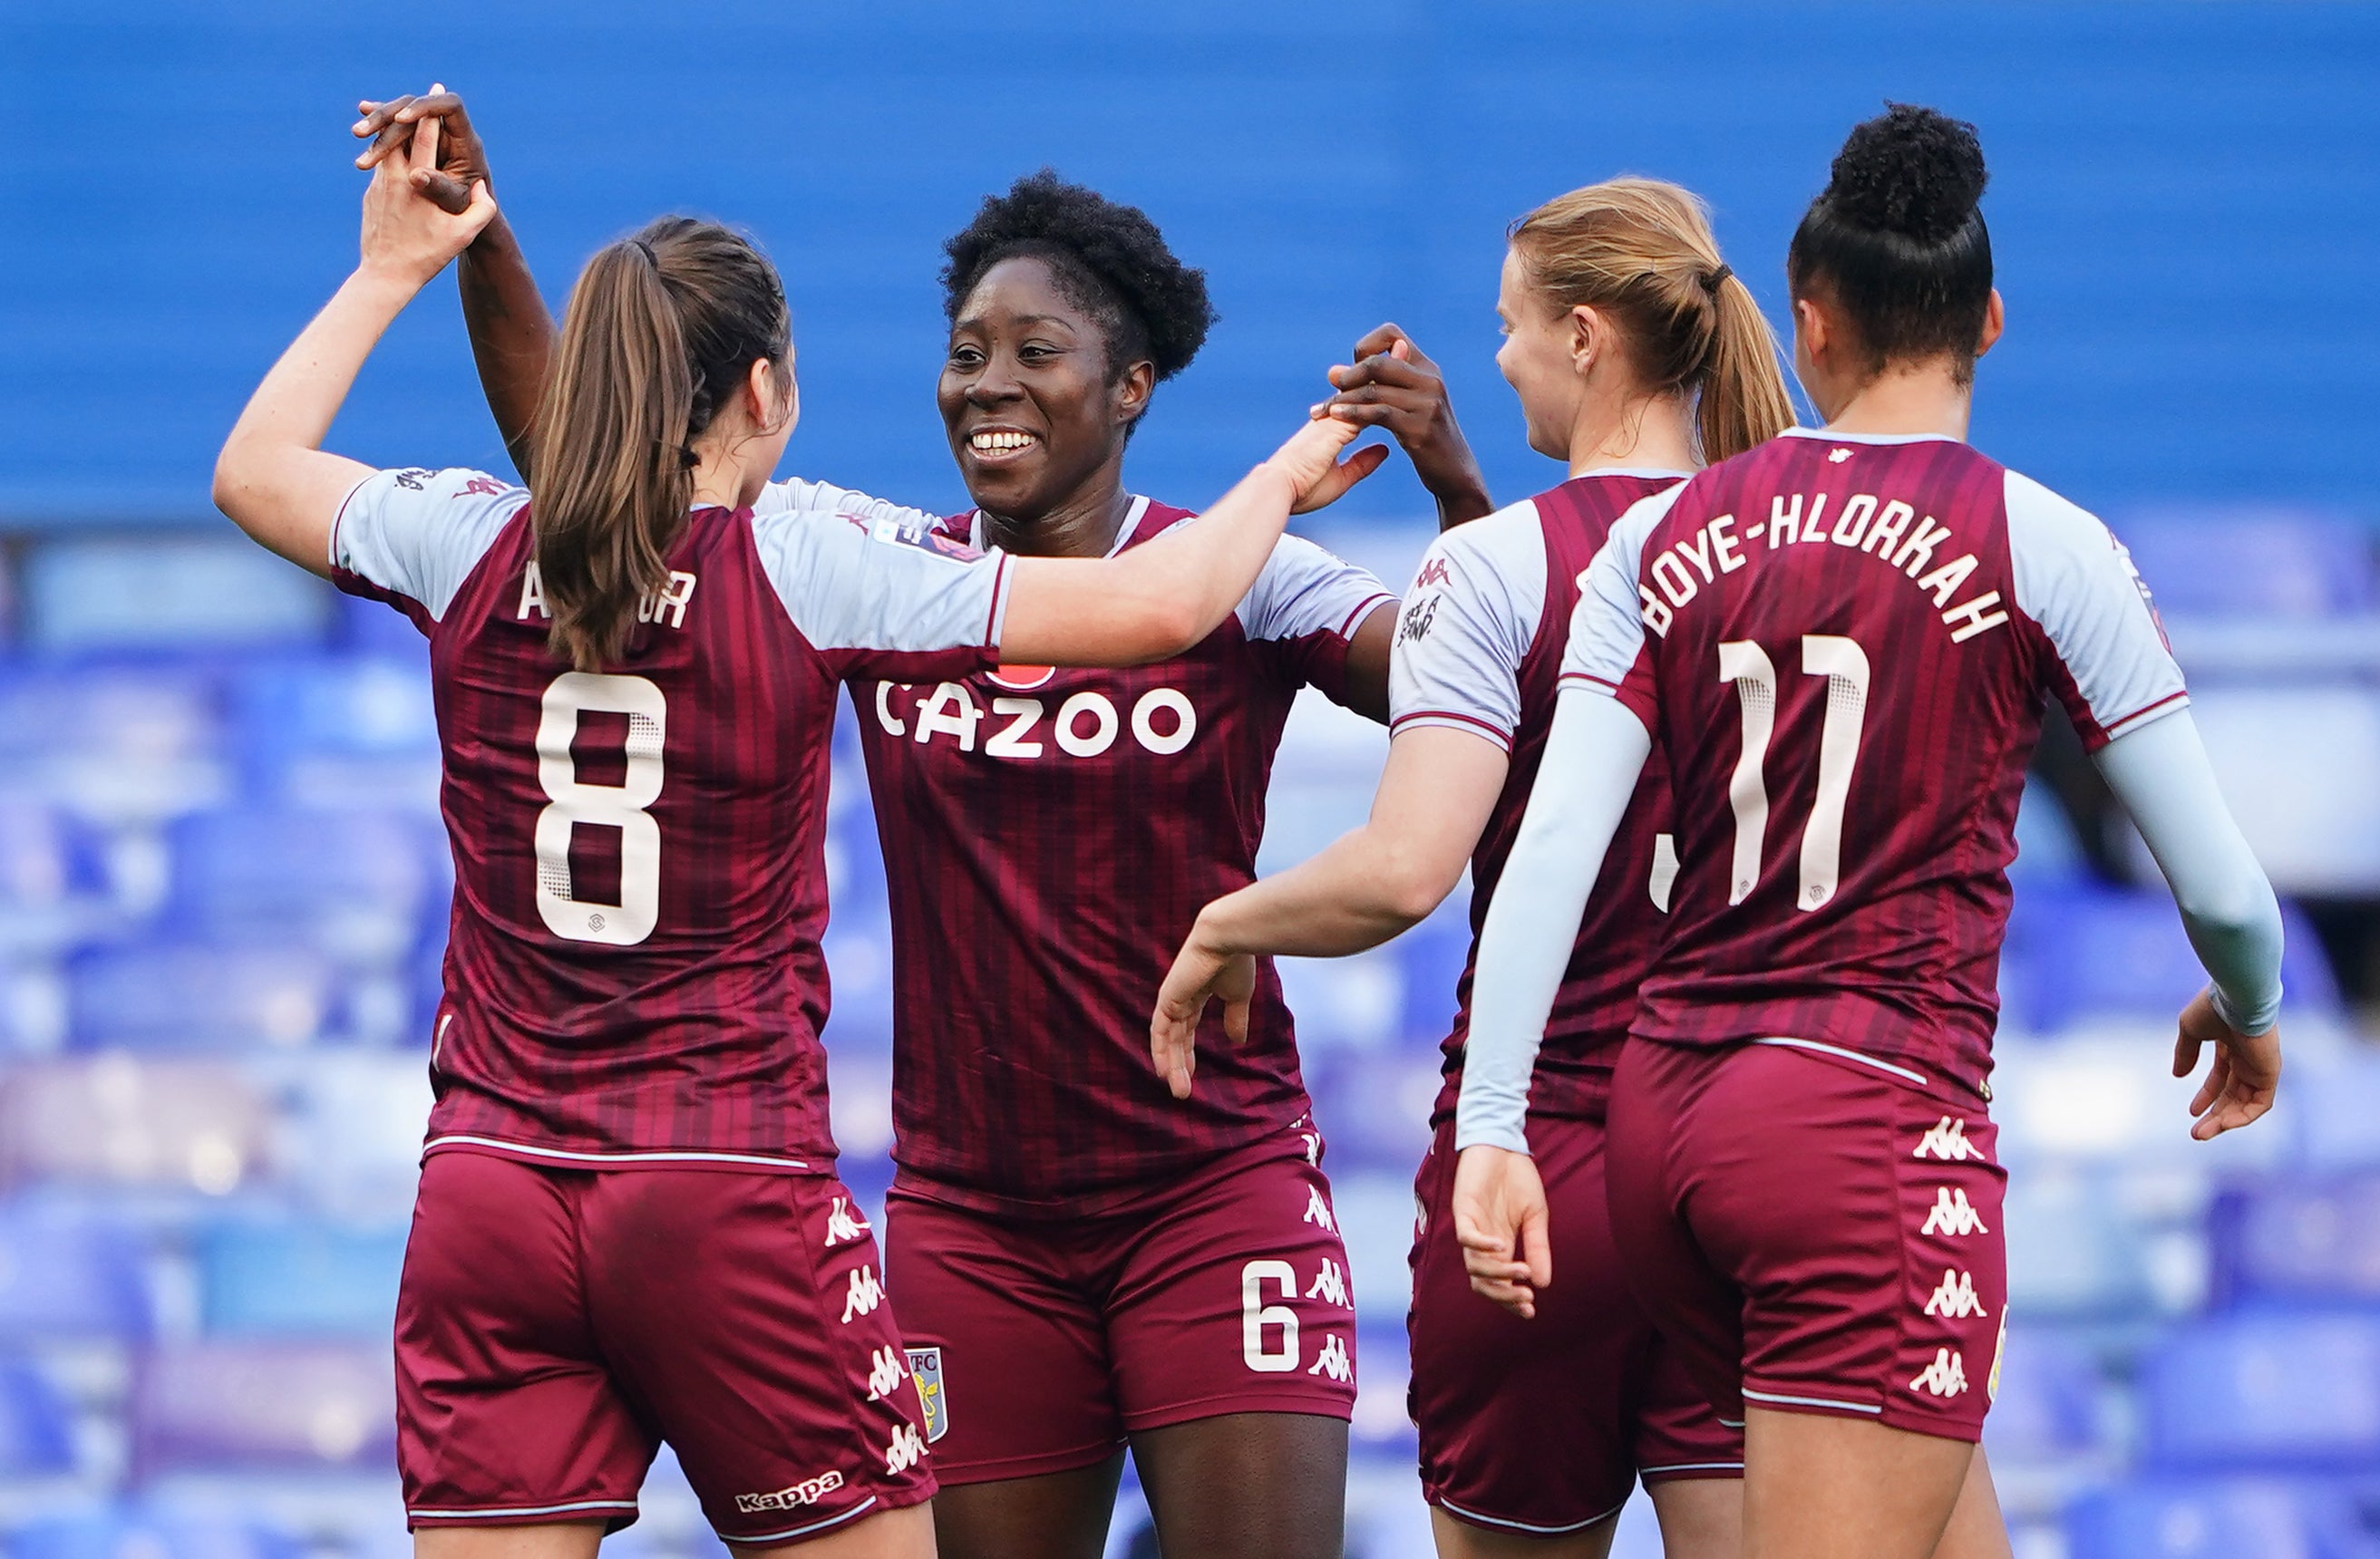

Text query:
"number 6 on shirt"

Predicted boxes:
[[1720, 634, 1871, 912], [535, 672, 667, 945]]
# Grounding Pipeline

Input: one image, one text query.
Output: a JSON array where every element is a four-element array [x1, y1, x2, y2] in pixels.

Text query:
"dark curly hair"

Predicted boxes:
[[1789, 103, 1993, 382], [940, 169, 1217, 392]]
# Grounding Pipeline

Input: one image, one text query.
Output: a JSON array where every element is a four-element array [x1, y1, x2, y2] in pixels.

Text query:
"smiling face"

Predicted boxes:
[[937, 255, 1153, 523], [1494, 246, 1589, 462]]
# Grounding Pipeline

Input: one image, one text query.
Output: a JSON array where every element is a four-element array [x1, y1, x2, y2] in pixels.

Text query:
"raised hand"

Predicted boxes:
[[354, 84, 491, 216], [1452, 1144, 1550, 1318], [1324, 324, 1493, 527], [359, 117, 495, 288], [1151, 920, 1257, 1100], [2173, 989, 2281, 1140], [1264, 408, 1382, 512]]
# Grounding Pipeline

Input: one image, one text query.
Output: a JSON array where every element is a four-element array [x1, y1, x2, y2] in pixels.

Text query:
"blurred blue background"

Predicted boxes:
[[3, 3, 2378, 1556]]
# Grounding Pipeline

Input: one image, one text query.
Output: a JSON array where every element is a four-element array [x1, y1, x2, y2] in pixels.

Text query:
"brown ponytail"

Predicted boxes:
[[1508, 178, 1796, 464], [529, 218, 790, 671]]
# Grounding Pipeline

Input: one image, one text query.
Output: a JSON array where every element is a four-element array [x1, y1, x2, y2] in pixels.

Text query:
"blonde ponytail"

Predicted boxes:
[[1508, 178, 1794, 465]]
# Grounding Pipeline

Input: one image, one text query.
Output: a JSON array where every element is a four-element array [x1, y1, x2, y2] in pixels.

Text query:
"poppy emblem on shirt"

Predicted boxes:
[[986, 664, 1055, 691], [905, 1347, 949, 1442]]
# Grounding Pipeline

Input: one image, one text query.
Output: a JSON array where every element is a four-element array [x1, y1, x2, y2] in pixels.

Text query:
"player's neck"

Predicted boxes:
[[977, 481, 1136, 559], [1567, 393, 1696, 479], [1822, 365, 1975, 441]]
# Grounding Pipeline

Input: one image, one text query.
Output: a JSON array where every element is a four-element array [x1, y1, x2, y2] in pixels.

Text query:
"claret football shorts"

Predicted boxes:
[[1606, 1037, 2008, 1443], [882, 1122, 1359, 1484], [1409, 1113, 1741, 1536], [395, 1152, 936, 1544]]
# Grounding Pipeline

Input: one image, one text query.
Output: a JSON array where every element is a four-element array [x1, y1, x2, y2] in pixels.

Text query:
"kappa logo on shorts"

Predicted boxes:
[[734, 1470, 846, 1514], [865, 1344, 908, 1403], [1909, 1348, 1970, 1399], [1307, 1333, 1353, 1383], [824, 1196, 869, 1247], [1919, 1186, 1990, 1237], [1913, 1117, 1982, 1162], [906, 1346, 948, 1443], [1922, 1268, 1988, 1320], [884, 1422, 929, 1476], [1306, 1258, 1351, 1310], [1302, 1186, 1336, 1234], [841, 1264, 886, 1322]]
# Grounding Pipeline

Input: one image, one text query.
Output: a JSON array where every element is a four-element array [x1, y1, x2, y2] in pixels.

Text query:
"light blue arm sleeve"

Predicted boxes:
[[1452, 684, 1653, 1153], [2092, 709, 2284, 1035]]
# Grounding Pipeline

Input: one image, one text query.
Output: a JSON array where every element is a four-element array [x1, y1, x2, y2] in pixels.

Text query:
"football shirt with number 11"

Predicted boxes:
[[1563, 431, 2187, 1101]]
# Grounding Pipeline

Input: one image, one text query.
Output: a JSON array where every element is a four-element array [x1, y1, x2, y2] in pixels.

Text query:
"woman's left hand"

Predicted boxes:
[[359, 99, 496, 289], [1151, 919, 1258, 1099]]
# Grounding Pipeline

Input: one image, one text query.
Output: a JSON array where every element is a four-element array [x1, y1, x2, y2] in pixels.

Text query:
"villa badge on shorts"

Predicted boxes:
[[907, 1347, 948, 1442]]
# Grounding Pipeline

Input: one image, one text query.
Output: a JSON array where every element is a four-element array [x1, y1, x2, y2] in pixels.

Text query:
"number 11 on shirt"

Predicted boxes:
[[1719, 635, 1870, 912]]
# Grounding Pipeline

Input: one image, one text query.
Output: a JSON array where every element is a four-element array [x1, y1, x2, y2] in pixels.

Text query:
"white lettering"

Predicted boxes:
[[1709, 514, 1745, 573], [1054, 692, 1119, 757], [1863, 500, 1915, 557], [1769, 494, 1803, 547], [1890, 517, 1951, 576], [516, 562, 549, 621], [873, 683, 908, 738], [1916, 553, 1980, 608], [1943, 591, 2012, 644], [1675, 530, 1717, 584], [985, 696, 1045, 759], [1651, 550, 1698, 608], [912, 683, 983, 751], [1831, 493, 1878, 547], [1638, 585, 1674, 638], [1798, 492, 1832, 544], [1131, 688, 1197, 755], [636, 570, 698, 628]]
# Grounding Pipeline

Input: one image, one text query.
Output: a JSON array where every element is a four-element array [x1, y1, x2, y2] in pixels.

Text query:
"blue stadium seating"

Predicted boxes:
[[132, 1341, 396, 1476], [0, 1358, 77, 1478], [170, 808, 431, 970], [198, 1222, 408, 1338], [0, 1209, 151, 1342], [2141, 1312, 2380, 1471], [1983, 1326, 2110, 1467], [68, 942, 337, 1052], [2115, 513, 2378, 620], [2001, 884, 2341, 1032], [2211, 1175, 2380, 1311], [6, 1512, 306, 1559], [2064, 1477, 2364, 1559]]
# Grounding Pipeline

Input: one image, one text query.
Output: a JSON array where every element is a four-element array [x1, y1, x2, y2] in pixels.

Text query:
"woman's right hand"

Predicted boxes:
[[1326, 325, 1494, 527], [1268, 410, 1385, 514], [358, 112, 496, 290]]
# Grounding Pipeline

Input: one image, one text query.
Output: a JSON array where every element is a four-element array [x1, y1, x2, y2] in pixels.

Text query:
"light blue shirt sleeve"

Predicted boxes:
[[2091, 710, 2284, 1035], [1452, 684, 1654, 1154]]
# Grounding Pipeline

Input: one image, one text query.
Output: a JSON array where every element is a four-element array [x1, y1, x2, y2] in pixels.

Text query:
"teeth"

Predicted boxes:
[[970, 431, 1035, 453]]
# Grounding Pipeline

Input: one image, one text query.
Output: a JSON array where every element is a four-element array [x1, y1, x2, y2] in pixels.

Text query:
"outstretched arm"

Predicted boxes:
[[1000, 414, 1374, 666], [355, 88, 554, 475], [1152, 726, 1508, 1097], [2092, 710, 2285, 1139], [216, 123, 496, 574]]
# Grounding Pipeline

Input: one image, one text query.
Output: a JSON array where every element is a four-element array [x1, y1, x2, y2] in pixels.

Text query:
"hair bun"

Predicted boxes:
[[1824, 102, 1987, 244]]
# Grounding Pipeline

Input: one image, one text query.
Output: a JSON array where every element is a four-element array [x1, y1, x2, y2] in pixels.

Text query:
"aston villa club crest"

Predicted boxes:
[[906, 1346, 948, 1443]]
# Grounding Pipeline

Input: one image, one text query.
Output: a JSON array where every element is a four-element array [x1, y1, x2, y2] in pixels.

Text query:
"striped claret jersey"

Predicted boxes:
[[332, 467, 1014, 1170], [1390, 470, 1685, 1125], [1562, 431, 2189, 1100], [845, 497, 1394, 1216]]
